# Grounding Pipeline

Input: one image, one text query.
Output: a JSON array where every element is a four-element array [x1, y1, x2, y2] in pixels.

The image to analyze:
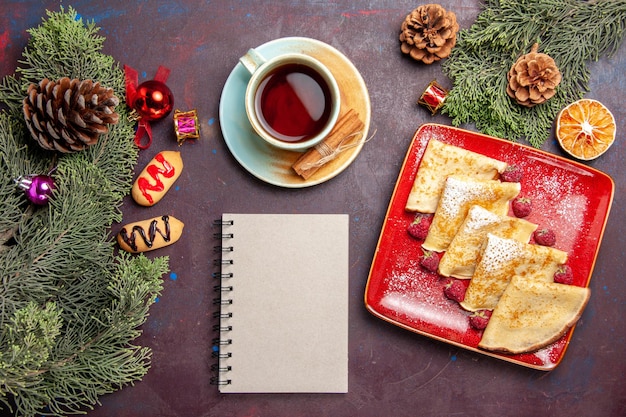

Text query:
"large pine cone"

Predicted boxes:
[[506, 43, 562, 108], [399, 4, 459, 64], [23, 77, 119, 153]]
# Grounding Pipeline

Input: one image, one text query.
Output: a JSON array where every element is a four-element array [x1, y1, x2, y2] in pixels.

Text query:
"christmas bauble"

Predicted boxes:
[[16, 175, 56, 205], [132, 80, 174, 121]]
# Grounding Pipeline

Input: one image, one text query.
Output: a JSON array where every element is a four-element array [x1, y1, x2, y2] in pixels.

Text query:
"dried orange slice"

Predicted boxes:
[[556, 98, 616, 160]]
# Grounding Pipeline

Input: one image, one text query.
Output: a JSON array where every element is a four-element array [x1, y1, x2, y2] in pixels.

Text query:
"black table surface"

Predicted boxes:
[[2, 1, 625, 416]]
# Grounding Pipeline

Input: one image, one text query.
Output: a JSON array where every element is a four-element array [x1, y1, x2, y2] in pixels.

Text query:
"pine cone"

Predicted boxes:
[[506, 43, 562, 108], [23, 77, 120, 153], [399, 4, 459, 64]]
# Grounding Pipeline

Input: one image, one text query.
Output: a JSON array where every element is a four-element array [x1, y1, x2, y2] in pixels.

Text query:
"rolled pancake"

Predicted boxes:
[[460, 234, 568, 312], [478, 275, 590, 354], [422, 176, 521, 252], [438, 205, 537, 278], [406, 139, 508, 213]]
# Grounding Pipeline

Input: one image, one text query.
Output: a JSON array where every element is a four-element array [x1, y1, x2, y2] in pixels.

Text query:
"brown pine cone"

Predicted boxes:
[[506, 43, 562, 107], [23, 77, 119, 153], [399, 4, 459, 64]]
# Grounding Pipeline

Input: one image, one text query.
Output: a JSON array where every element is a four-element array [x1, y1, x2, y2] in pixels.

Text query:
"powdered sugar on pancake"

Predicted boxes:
[[475, 234, 523, 274]]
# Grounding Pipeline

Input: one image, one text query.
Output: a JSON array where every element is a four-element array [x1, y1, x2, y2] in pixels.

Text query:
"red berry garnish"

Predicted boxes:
[[512, 196, 532, 218], [554, 264, 574, 285], [501, 165, 523, 182], [469, 309, 492, 330], [419, 249, 440, 272], [534, 228, 556, 246], [443, 278, 466, 303], [407, 214, 432, 240]]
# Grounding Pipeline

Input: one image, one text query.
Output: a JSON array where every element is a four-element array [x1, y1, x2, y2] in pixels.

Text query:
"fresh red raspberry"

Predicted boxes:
[[511, 196, 532, 218], [534, 228, 556, 246], [443, 278, 466, 302], [419, 249, 439, 272], [407, 214, 432, 240], [469, 309, 492, 330], [500, 164, 523, 182], [554, 264, 574, 285]]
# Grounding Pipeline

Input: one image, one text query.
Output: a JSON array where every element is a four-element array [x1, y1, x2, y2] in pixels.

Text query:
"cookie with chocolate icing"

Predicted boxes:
[[117, 215, 184, 253]]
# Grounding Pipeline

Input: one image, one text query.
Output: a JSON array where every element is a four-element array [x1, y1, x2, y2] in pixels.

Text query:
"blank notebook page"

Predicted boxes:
[[216, 213, 349, 393]]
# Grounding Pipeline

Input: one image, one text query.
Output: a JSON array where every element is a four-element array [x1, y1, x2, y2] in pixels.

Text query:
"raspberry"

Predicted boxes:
[[469, 309, 492, 330], [443, 278, 466, 302], [500, 164, 523, 182], [511, 196, 532, 218], [419, 249, 439, 272], [407, 214, 432, 240], [534, 228, 556, 246], [554, 264, 574, 285]]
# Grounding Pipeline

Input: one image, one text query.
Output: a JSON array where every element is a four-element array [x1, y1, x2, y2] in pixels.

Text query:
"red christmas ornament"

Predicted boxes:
[[418, 80, 448, 115], [15, 174, 55, 205], [124, 65, 173, 149], [132, 80, 174, 121]]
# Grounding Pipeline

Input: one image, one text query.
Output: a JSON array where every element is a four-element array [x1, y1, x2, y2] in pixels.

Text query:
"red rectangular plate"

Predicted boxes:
[[365, 124, 614, 370]]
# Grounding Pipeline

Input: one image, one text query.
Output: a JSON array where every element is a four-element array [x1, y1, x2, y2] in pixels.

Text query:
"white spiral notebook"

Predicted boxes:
[[212, 213, 349, 393]]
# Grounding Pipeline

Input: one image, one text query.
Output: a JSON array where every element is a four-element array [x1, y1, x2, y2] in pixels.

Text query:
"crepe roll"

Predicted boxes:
[[422, 176, 521, 252], [406, 139, 508, 213]]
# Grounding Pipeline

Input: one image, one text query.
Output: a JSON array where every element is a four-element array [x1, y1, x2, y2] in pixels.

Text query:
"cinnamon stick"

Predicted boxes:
[[292, 108, 364, 179]]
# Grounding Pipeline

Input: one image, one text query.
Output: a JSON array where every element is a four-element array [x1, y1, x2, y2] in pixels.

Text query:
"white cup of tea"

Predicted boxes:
[[239, 48, 341, 151]]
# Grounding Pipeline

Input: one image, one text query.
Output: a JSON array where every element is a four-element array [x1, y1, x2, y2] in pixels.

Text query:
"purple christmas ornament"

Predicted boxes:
[[15, 175, 55, 205]]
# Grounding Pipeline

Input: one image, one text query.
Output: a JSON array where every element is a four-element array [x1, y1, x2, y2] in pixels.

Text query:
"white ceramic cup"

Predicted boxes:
[[239, 48, 341, 151]]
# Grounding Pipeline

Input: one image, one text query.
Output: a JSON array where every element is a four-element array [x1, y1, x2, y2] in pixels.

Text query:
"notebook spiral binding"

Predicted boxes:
[[211, 218, 234, 387]]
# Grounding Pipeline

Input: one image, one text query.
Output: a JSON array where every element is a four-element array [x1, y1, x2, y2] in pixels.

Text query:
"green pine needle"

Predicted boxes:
[[442, 0, 626, 147], [0, 7, 167, 416]]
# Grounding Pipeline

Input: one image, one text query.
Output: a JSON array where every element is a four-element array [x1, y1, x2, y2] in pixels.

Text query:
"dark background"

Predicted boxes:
[[1, 1, 624, 416]]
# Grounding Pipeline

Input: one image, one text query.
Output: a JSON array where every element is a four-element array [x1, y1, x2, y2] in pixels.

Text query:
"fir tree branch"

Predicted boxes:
[[442, 0, 626, 147], [0, 7, 167, 416]]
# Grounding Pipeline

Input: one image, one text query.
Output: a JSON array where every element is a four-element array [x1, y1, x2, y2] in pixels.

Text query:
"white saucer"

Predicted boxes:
[[219, 37, 371, 188]]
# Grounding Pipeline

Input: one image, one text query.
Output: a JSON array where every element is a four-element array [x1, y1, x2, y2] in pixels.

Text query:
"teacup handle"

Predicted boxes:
[[239, 48, 266, 74]]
